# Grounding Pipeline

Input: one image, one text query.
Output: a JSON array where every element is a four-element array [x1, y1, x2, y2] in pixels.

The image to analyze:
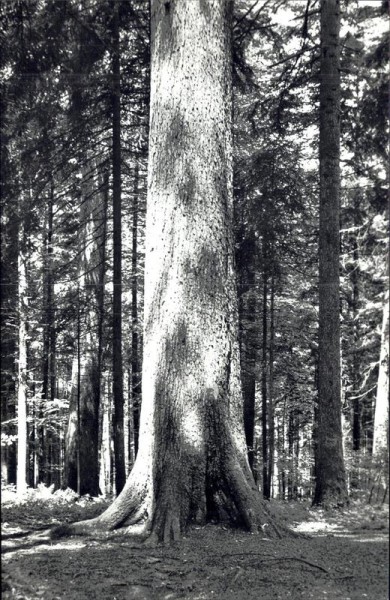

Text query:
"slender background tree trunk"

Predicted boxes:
[[132, 162, 141, 459], [17, 230, 28, 496], [262, 275, 269, 499], [0, 203, 18, 485], [373, 289, 389, 457], [40, 186, 56, 485], [111, 0, 126, 495], [65, 165, 108, 496], [268, 269, 275, 497]]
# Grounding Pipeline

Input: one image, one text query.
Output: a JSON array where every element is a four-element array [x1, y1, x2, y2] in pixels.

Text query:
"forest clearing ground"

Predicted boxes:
[[1, 487, 388, 600]]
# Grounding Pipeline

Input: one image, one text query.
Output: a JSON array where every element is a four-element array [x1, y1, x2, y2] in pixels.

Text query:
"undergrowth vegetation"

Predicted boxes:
[[2, 481, 388, 537], [1, 482, 110, 531]]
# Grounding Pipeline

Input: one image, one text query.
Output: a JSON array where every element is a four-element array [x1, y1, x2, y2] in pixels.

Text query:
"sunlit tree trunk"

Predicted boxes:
[[313, 0, 348, 507], [372, 289, 389, 457], [287, 412, 294, 500], [99, 380, 113, 497], [0, 202, 18, 485], [62, 0, 290, 543]]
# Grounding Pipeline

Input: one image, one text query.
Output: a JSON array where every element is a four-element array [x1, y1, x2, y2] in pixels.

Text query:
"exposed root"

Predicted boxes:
[[220, 457, 289, 538], [49, 504, 151, 540], [49, 465, 152, 540], [50, 518, 102, 539], [49, 439, 297, 543]]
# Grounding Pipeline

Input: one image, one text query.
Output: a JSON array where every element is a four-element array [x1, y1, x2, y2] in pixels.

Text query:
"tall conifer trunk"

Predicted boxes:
[[350, 208, 362, 490], [111, 0, 126, 495], [268, 269, 275, 497], [351, 208, 361, 453], [16, 229, 28, 496], [0, 203, 18, 485], [262, 276, 269, 499], [237, 235, 257, 477], [373, 289, 389, 457], [132, 162, 141, 458], [40, 186, 56, 485], [58, 0, 292, 543], [65, 166, 108, 496], [314, 0, 348, 507]]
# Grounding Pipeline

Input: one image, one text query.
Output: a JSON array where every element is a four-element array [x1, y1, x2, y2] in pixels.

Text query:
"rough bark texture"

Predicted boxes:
[[56, 0, 291, 543], [313, 0, 348, 507]]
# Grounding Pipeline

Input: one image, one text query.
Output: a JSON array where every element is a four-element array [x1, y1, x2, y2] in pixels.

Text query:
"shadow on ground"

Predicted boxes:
[[1, 497, 388, 600]]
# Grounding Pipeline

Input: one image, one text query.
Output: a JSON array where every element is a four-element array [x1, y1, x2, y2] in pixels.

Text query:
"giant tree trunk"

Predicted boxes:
[[313, 0, 348, 507], [59, 0, 289, 543]]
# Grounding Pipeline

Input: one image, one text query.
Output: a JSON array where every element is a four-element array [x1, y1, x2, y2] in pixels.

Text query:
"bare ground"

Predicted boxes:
[[1, 491, 388, 600]]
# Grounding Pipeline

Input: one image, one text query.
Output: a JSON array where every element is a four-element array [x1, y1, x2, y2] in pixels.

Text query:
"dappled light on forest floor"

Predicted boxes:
[[2, 493, 388, 600]]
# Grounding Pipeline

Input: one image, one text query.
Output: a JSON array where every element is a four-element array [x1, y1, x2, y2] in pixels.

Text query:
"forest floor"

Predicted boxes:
[[1, 485, 388, 600]]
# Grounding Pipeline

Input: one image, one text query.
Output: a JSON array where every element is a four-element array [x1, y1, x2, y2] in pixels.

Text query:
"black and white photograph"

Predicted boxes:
[[1, 0, 388, 598]]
